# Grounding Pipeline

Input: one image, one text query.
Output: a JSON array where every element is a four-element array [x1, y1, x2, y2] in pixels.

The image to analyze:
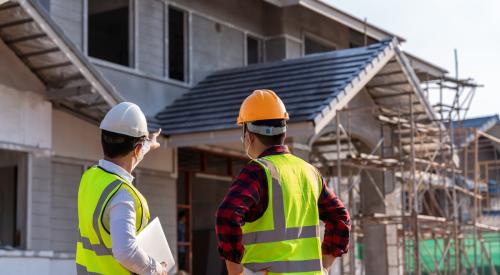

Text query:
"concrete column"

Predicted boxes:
[[361, 170, 389, 275]]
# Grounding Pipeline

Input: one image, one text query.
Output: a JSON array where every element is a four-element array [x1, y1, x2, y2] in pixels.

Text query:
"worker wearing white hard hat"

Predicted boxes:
[[75, 102, 167, 275]]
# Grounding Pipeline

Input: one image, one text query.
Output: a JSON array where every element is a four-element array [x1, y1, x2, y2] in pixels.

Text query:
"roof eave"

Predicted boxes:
[[166, 121, 314, 147], [265, 0, 405, 42], [311, 37, 399, 135], [405, 52, 448, 80]]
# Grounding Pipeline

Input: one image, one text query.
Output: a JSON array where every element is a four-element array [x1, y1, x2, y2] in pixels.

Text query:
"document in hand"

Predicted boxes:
[[137, 217, 176, 273]]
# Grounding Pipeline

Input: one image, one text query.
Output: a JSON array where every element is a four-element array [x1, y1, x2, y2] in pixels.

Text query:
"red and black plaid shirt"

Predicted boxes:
[[215, 145, 351, 263]]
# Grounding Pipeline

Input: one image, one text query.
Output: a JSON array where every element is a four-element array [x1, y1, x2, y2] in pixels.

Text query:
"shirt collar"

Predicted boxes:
[[258, 145, 290, 158], [98, 159, 134, 183]]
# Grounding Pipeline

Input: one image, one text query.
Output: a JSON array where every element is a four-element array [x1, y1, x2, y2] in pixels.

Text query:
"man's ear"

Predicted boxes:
[[247, 132, 255, 144], [133, 143, 142, 157]]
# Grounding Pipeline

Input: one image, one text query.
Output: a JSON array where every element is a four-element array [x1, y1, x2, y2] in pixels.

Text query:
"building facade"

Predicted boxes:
[[0, 0, 455, 274]]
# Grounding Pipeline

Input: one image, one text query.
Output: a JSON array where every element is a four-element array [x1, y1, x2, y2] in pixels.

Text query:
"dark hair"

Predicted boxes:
[[246, 119, 286, 146], [101, 130, 145, 158]]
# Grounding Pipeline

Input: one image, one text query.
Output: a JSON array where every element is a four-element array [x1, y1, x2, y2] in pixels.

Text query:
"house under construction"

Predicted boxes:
[[0, 0, 498, 274]]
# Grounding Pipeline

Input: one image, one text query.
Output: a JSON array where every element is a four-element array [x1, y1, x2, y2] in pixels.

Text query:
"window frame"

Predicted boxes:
[[167, 5, 190, 84], [245, 34, 264, 66], [84, 0, 136, 69]]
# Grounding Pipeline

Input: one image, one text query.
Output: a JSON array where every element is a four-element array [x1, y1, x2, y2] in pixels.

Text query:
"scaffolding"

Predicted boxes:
[[311, 74, 500, 275]]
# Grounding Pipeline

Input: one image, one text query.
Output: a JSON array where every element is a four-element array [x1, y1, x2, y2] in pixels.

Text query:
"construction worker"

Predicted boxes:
[[76, 102, 167, 275], [216, 90, 351, 275]]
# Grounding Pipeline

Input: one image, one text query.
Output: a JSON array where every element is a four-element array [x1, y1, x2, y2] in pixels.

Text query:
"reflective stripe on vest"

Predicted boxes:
[[76, 166, 150, 275], [241, 155, 323, 274]]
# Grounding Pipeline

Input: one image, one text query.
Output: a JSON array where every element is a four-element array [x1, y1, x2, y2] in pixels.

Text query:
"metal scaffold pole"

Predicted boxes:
[[409, 94, 421, 275]]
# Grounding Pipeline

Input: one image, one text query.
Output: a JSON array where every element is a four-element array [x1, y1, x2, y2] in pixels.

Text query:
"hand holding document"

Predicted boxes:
[[137, 217, 176, 273]]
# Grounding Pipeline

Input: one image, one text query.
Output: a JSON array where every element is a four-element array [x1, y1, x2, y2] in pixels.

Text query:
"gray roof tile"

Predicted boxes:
[[155, 39, 393, 135]]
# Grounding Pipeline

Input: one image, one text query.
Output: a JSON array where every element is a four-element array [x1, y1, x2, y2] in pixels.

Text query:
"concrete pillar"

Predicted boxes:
[[360, 164, 401, 274], [361, 170, 389, 275]]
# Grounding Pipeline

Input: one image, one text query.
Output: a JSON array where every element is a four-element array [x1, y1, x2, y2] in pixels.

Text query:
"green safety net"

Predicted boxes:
[[404, 233, 500, 274]]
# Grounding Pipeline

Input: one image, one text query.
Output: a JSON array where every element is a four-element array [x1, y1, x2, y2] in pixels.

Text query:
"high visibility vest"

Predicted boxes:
[[242, 154, 323, 275], [75, 166, 150, 275]]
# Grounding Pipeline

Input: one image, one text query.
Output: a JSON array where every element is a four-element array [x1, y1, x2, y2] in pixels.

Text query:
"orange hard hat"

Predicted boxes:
[[237, 89, 289, 125]]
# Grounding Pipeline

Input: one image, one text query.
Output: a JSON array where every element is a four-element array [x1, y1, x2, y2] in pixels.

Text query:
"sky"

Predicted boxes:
[[326, 0, 500, 118]]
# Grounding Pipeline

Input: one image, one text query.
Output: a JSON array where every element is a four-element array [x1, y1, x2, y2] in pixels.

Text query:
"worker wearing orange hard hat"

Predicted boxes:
[[216, 89, 351, 275]]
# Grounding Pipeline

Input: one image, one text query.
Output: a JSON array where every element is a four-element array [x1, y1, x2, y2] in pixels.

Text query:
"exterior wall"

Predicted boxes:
[[137, 0, 165, 76], [49, 0, 83, 50], [282, 6, 351, 50], [136, 170, 178, 260], [171, 0, 269, 35], [0, 254, 74, 275], [191, 14, 245, 83], [93, 63, 189, 117], [45, 0, 356, 115], [50, 161, 82, 252], [0, 40, 50, 150], [30, 155, 53, 250]]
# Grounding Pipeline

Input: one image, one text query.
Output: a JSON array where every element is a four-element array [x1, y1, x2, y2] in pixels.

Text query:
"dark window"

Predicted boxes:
[[88, 0, 132, 66], [169, 7, 186, 81], [304, 36, 335, 55], [247, 36, 262, 65], [0, 166, 18, 248]]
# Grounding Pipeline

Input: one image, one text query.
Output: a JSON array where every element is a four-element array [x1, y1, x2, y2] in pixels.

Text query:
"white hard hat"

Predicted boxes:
[[100, 102, 149, 137]]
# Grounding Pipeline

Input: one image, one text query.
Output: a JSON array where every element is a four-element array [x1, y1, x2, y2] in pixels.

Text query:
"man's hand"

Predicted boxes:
[[322, 255, 336, 271], [160, 262, 168, 275], [148, 128, 162, 151], [225, 260, 243, 275]]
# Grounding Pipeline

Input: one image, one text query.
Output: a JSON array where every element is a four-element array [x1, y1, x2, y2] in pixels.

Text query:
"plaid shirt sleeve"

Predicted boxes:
[[215, 162, 266, 263], [318, 178, 351, 257]]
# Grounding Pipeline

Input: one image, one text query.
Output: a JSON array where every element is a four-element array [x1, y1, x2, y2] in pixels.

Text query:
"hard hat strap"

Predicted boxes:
[[247, 122, 286, 136]]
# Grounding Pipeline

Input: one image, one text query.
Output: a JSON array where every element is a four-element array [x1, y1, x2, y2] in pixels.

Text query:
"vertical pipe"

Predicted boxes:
[[336, 111, 341, 191], [347, 108, 356, 275], [397, 104, 407, 275], [336, 111, 343, 275], [410, 94, 421, 275], [473, 130, 479, 273]]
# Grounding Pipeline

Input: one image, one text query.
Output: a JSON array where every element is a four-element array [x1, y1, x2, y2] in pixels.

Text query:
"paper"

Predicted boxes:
[[137, 217, 176, 272]]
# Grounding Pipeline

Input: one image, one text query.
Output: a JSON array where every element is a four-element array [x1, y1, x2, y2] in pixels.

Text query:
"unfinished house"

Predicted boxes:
[[0, 0, 498, 274], [452, 115, 500, 226]]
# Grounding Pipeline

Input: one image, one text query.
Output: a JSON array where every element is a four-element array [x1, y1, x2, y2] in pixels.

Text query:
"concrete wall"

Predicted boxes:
[[50, 161, 82, 252], [0, 255, 75, 275], [136, 170, 178, 261], [0, 40, 50, 150], [191, 14, 245, 83], [30, 155, 53, 250], [94, 64, 188, 117], [282, 6, 351, 50], [137, 0, 165, 76], [50, 0, 83, 50]]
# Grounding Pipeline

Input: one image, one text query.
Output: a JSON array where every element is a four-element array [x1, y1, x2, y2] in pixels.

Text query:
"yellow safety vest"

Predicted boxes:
[[75, 166, 150, 275], [242, 154, 323, 275]]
